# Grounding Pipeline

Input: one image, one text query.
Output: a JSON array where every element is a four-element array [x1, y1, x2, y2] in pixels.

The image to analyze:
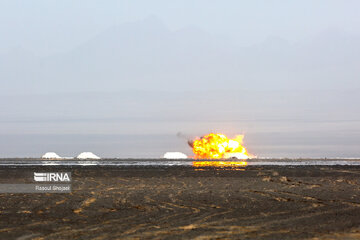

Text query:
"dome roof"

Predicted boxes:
[[77, 152, 100, 159], [163, 152, 187, 159], [42, 152, 62, 159]]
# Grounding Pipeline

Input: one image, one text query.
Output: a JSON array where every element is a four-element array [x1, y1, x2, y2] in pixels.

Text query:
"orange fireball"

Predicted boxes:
[[189, 133, 251, 159], [192, 161, 248, 167]]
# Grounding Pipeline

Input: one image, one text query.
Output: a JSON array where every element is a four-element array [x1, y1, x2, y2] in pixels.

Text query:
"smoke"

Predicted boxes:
[[177, 132, 195, 148], [176, 132, 189, 139]]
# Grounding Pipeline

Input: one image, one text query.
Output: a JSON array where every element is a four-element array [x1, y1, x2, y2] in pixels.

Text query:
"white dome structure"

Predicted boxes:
[[163, 152, 187, 159], [77, 152, 101, 159], [42, 152, 62, 159]]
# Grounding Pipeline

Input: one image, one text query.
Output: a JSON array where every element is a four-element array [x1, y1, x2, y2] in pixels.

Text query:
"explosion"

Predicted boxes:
[[192, 161, 248, 167], [189, 133, 252, 159]]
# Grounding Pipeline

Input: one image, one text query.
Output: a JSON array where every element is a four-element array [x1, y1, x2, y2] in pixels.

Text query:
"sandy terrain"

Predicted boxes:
[[1, 164, 360, 239]]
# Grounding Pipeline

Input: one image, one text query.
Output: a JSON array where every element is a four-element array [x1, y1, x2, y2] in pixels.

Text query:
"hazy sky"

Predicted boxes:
[[1, 0, 360, 55], [0, 1, 359, 157]]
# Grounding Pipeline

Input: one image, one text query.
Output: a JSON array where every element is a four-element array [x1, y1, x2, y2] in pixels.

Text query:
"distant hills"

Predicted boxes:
[[1, 17, 359, 94], [0, 17, 359, 137]]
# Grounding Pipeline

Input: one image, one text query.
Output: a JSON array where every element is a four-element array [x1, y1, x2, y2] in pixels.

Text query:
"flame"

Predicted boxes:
[[193, 161, 248, 167], [189, 133, 252, 159]]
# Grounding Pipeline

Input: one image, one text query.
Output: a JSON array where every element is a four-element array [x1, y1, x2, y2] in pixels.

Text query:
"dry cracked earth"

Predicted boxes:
[[1, 165, 360, 239]]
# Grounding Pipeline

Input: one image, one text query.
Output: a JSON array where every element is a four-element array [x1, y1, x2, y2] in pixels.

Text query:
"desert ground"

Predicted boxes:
[[1, 163, 360, 239]]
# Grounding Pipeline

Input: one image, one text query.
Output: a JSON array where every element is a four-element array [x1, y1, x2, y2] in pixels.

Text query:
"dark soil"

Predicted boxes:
[[1, 165, 360, 239]]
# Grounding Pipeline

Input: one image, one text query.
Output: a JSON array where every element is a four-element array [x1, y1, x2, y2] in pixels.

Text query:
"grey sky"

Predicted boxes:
[[0, 1, 359, 157], [1, 0, 360, 55]]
